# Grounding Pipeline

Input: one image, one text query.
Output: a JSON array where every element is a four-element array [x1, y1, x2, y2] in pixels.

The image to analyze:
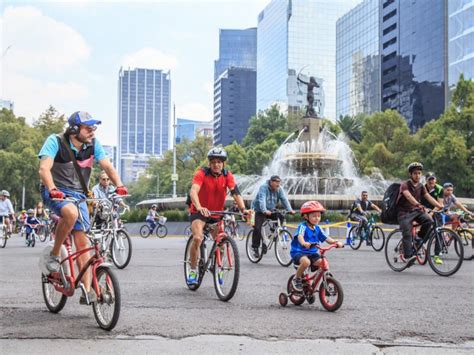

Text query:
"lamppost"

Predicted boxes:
[[171, 103, 178, 198], [156, 173, 160, 197]]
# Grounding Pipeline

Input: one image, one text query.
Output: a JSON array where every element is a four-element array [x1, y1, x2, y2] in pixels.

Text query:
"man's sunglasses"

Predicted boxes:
[[80, 125, 98, 132]]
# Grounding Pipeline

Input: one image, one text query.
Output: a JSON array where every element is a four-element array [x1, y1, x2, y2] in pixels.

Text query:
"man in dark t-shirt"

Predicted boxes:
[[421, 172, 443, 208], [397, 162, 443, 266], [349, 191, 381, 244]]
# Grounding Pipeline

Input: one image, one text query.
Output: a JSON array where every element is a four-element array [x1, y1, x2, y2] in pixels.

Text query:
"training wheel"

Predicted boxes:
[[279, 293, 288, 307]]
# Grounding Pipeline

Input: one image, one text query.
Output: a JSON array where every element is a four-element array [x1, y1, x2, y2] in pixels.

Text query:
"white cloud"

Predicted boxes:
[[202, 81, 214, 96], [120, 48, 179, 71], [1, 6, 90, 74], [177, 102, 212, 122], [1, 6, 92, 121]]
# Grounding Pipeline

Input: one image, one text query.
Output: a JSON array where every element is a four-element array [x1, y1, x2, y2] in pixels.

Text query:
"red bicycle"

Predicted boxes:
[[184, 211, 243, 302], [279, 244, 344, 311], [41, 197, 121, 330]]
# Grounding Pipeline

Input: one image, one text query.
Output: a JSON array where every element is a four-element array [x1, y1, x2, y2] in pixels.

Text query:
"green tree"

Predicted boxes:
[[33, 106, 67, 142], [242, 105, 288, 147], [337, 114, 365, 143]]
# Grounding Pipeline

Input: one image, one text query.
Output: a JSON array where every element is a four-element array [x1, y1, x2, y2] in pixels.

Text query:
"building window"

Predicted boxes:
[[383, 9, 396, 22], [383, 37, 397, 49], [383, 0, 395, 9], [383, 51, 397, 62], [383, 23, 397, 36]]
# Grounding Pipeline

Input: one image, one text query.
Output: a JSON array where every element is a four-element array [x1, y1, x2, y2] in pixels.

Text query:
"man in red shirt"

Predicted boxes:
[[187, 147, 247, 285]]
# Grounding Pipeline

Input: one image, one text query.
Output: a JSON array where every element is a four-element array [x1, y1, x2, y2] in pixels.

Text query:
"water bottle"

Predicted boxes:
[[345, 221, 352, 245], [324, 219, 330, 237]]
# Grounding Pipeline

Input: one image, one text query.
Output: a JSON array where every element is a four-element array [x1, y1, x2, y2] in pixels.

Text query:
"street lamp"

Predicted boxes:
[[172, 103, 177, 198]]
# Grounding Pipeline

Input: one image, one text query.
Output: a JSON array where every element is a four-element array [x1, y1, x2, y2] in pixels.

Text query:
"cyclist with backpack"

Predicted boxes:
[[397, 162, 443, 266], [349, 191, 381, 245]]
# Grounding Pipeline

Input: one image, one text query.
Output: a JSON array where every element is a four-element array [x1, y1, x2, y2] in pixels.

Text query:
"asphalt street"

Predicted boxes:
[[1, 224, 473, 354]]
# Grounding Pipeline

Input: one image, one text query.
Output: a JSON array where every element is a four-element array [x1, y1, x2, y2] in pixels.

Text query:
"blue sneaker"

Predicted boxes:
[[187, 270, 198, 285]]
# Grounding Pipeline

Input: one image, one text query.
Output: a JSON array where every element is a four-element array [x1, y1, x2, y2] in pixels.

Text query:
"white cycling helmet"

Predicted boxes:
[[1, 190, 10, 197]]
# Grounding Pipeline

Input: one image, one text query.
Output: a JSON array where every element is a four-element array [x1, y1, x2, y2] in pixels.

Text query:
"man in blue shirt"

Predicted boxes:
[[38, 111, 128, 305], [250, 175, 295, 258]]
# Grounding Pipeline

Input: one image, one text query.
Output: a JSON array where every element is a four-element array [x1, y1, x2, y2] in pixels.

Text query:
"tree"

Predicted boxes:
[[353, 110, 416, 178], [242, 105, 289, 147], [33, 106, 67, 142], [336, 114, 365, 143]]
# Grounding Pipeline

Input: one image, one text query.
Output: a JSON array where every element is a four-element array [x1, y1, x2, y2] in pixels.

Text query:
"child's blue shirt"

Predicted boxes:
[[290, 221, 327, 257]]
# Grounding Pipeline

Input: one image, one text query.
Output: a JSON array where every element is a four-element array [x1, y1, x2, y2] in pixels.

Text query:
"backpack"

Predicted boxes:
[[380, 183, 401, 224]]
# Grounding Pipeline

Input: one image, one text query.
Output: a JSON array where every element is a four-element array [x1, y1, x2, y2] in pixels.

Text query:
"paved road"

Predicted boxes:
[[1, 229, 473, 353]]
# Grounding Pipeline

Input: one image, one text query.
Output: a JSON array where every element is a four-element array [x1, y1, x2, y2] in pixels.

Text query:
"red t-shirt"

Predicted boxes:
[[189, 168, 236, 217]]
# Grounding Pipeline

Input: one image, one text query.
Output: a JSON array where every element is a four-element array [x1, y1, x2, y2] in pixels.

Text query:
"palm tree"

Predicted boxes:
[[336, 114, 364, 143]]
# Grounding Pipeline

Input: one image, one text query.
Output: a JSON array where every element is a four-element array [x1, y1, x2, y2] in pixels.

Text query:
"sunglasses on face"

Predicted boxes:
[[101, 178, 110, 181], [80, 125, 98, 132]]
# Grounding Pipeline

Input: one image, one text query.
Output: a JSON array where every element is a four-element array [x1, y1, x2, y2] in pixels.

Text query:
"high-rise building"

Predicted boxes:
[[214, 67, 256, 146], [448, 0, 474, 99], [336, 0, 380, 119], [176, 118, 213, 144], [118, 67, 170, 183], [380, 0, 447, 130], [213, 28, 257, 146], [257, 0, 361, 118], [214, 28, 257, 81], [102, 145, 117, 169]]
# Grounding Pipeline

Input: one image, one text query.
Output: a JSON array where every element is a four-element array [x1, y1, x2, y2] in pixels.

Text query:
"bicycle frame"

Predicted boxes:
[[261, 211, 288, 249], [299, 245, 337, 296], [201, 220, 232, 272], [44, 197, 108, 299]]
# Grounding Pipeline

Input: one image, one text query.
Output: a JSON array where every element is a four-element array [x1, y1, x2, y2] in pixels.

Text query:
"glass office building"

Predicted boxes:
[[214, 28, 257, 80], [336, 0, 380, 119], [214, 67, 256, 146], [448, 0, 474, 99], [118, 67, 170, 182], [257, 0, 361, 119], [176, 118, 212, 143], [380, 0, 447, 130]]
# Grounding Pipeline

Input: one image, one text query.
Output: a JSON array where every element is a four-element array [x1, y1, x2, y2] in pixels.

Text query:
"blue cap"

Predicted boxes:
[[68, 111, 102, 127]]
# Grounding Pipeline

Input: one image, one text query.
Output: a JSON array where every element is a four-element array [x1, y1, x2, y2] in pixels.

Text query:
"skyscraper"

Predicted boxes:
[[380, 0, 447, 130], [336, 0, 380, 119], [213, 28, 257, 146], [118, 67, 170, 183], [214, 28, 257, 80], [257, 0, 361, 119], [214, 67, 256, 146], [448, 0, 474, 99], [176, 118, 213, 143]]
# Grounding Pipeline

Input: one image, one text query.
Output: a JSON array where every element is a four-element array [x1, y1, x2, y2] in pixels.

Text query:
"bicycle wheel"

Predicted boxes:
[[287, 275, 305, 305], [139, 225, 151, 238], [348, 226, 362, 250], [213, 236, 240, 302], [370, 226, 385, 252], [457, 229, 473, 260], [245, 229, 263, 263], [275, 229, 293, 267], [156, 225, 168, 238], [42, 275, 67, 313], [31, 233, 36, 247], [39, 227, 47, 242], [0, 226, 7, 248], [184, 225, 192, 240], [319, 276, 344, 312], [110, 230, 132, 269], [384, 229, 408, 272], [92, 266, 121, 331], [183, 236, 205, 291], [427, 228, 463, 277]]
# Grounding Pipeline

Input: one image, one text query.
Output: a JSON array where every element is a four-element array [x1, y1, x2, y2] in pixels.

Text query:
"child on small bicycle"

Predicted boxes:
[[291, 201, 343, 292], [25, 209, 40, 244], [146, 204, 160, 229]]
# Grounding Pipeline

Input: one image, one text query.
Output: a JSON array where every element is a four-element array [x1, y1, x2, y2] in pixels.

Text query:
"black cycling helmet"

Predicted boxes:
[[408, 162, 423, 174], [207, 147, 227, 162]]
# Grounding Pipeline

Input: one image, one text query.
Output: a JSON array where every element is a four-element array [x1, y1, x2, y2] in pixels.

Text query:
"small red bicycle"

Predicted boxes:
[[279, 244, 344, 311], [41, 197, 120, 330]]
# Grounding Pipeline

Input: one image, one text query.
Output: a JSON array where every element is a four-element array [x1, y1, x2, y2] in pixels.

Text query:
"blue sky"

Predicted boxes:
[[1, 0, 270, 145]]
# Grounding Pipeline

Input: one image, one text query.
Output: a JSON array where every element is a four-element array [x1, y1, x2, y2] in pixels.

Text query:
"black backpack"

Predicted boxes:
[[380, 183, 401, 224]]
